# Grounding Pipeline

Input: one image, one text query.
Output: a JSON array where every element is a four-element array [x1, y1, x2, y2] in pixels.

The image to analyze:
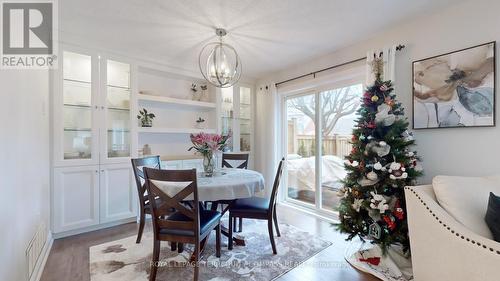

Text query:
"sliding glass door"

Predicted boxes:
[[284, 83, 363, 214], [286, 93, 316, 207]]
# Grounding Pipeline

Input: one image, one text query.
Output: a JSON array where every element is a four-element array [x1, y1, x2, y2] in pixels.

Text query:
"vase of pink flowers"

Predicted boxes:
[[188, 132, 231, 177]]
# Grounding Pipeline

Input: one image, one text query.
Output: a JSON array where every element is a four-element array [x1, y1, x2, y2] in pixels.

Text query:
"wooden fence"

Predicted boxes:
[[289, 134, 352, 158]]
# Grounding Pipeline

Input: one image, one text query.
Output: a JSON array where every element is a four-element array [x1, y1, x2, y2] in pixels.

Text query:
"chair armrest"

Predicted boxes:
[[405, 186, 500, 281]]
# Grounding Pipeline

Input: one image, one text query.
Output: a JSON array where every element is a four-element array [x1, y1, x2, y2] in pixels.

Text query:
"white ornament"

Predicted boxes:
[[345, 160, 359, 167], [389, 162, 401, 171], [352, 199, 364, 212], [375, 104, 396, 126], [379, 141, 387, 146], [367, 171, 378, 181], [407, 151, 415, 157], [366, 141, 391, 157], [373, 162, 383, 170], [370, 192, 389, 213]]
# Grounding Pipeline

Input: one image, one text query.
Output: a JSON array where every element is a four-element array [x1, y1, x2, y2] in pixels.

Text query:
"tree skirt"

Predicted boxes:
[[345, 238, 413, 281], [90, 220, 332, 281]]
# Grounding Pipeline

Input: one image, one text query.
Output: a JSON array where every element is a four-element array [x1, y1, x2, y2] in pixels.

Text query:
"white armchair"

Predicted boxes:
[[405, 185, 500, 281]]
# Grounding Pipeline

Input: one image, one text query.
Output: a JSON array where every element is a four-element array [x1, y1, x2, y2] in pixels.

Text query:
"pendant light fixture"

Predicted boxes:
[[199, 28, 241, 88]]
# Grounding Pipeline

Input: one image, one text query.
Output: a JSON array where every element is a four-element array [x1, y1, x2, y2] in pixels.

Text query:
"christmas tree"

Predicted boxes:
[[336, 60, 422, 254]]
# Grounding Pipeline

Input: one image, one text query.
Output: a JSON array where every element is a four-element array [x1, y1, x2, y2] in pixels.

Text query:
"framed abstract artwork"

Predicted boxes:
[[412, 42, 496, 129]]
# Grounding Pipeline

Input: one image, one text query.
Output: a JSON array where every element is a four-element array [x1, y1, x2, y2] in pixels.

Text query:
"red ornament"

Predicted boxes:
[[393, 200, 405, 220], [366, 121, 376, 129], [383, 215, 396, 231], [359, 257, 381, 266], [394, 208, 405, 220]]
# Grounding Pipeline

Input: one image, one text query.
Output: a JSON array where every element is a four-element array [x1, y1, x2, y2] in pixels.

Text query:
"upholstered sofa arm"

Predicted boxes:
[[405, 185, 500, 281]]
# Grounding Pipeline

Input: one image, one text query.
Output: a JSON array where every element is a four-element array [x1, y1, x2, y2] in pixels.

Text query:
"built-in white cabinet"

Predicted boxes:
[[53, 166, 100, 233], [162, 159, 204, 170], [99, 163, 136, 223], [52, 164, 136, 234], [52, 48, 137, 236]]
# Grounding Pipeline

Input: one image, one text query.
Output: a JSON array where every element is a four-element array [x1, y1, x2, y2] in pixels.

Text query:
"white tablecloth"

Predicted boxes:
[[152, 168, 265, 201]]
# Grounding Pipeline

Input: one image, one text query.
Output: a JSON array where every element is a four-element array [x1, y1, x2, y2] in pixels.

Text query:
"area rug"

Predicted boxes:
[[90, 220, 332, 281]]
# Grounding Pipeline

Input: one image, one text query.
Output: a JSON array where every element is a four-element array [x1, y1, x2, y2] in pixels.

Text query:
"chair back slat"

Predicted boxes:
[[222, 153, 249, 169], [144, 168, 200, 237], [268, 157, 285, 211], [131, 156, 161, 197]]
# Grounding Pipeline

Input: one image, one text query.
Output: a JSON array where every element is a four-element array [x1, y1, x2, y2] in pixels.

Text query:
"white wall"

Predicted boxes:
[[0, 69, 50, 281], [257, 0, 500, 184]]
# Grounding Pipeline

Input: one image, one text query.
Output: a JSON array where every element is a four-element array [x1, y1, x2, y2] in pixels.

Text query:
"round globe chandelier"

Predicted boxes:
[[199, 28, 241, 88]]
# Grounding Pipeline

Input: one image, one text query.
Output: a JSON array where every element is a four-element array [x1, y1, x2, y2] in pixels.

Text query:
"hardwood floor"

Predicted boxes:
[[41, 205, 377, 281]]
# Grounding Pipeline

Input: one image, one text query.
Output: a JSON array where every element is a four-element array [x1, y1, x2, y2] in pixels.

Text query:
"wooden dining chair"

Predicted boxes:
[[143, 167, 222, 281], [131, 156, 162, 244], [221, 153, 249, 232], [222, 153, 249, 169], [228, 157, 285, 254]]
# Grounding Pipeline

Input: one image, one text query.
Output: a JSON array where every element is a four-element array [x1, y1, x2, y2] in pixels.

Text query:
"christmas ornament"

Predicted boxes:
[[358, 176, 379, 187], [380, 84, 389, 92], [345, 160, 359, 167], [383, 215, 396, 231], [351, 198, 364, 212], [371, 95, 379, 102], [366, 171, 378, 181], [368, 222, 382, 239], [370, 192, 389, 213], [388, 162, 408, 180], [366, 141, 391, 157], [394, 201, 405, 220], [402, 130, 414, 141], [375, 104, 396, 126], [337, 187, 349, 198], [373, 162, 383, 170]]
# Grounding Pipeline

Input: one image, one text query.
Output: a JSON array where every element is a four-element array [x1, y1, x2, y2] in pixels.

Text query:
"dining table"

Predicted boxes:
[[154, 167, 265, 258]]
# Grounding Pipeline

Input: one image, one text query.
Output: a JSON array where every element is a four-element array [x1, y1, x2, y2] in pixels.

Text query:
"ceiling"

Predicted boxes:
[[60, 0, 464, 80]]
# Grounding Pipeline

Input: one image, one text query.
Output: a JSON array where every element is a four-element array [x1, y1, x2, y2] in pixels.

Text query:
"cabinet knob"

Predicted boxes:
[[101, 169, 104, 172], [95, 170, 98, 173], [101, 106, 105, 110]]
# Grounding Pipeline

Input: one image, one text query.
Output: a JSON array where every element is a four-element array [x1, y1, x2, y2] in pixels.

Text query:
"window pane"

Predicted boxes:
[[286, 94, 316, 206], [320, 84, 363, 212]]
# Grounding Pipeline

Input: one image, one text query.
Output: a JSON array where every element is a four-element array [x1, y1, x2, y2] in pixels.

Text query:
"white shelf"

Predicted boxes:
[[137, 127, 216, 134], [138, 93, 216, 109]]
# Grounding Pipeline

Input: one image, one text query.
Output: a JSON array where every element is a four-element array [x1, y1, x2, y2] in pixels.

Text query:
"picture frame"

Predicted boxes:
[[412, 41, 496, 129]]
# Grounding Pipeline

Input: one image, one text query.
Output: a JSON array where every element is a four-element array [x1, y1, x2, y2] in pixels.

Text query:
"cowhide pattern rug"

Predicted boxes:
[[90, 220, 332, 281]]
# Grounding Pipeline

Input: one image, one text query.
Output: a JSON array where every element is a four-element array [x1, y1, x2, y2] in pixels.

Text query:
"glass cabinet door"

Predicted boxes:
[[62, 51, 93, 160], [239, 86, 252, 152], [104, 60, 131, 160], [220, 87, 234, 151]]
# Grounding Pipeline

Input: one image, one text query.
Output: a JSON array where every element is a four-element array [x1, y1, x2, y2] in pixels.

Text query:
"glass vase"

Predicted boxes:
[[203, 152, 215, 177]]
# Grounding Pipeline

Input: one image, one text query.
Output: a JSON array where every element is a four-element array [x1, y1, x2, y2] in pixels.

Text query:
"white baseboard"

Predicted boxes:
[[52, 217, 137, 239], [30, 231, 53, 281]]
